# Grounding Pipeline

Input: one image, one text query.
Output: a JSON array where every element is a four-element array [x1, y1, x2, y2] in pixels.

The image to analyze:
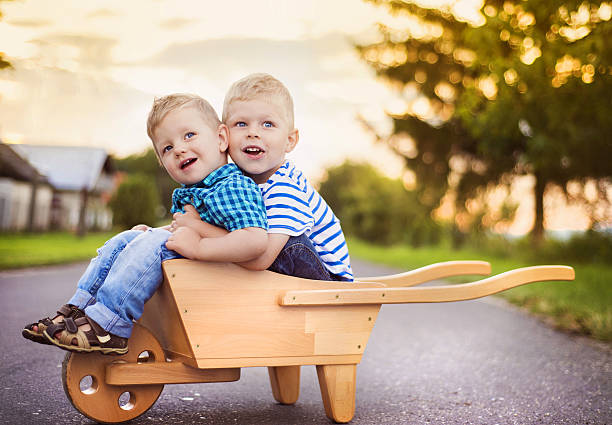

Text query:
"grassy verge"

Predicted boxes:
[[0, 232, 116, 270], [348, 238, 611, 342]]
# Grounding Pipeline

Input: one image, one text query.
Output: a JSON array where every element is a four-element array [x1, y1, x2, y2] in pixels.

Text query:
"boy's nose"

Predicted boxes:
[[175, 143, 188, 155], [247, 129, 259, 138]]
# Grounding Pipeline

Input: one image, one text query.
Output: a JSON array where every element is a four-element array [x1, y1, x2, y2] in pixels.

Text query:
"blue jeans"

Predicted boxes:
[[268, 233, 349, 281], [67, 228, 181, 338]]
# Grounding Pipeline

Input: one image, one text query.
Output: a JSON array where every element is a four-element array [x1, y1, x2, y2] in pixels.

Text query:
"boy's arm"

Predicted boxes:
[[237, 233, 289, 271], [166, 226, 268, 262], [172, 205, 288, 269], [171, 205, 227, 238]]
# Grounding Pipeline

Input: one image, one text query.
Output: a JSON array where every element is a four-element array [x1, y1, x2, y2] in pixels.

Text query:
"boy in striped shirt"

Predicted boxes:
[[173, 74, 353, 281]]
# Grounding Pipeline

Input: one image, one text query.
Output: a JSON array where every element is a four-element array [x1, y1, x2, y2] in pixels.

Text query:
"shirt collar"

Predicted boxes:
[[183, 163, 240, 189]]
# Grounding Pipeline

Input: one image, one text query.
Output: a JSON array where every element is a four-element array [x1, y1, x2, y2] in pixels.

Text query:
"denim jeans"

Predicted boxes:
[[67, 228, 181, 338], [268, 233, 349, 281]]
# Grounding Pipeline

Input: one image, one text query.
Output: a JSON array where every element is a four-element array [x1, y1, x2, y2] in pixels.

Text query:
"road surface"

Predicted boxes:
[[0, 260, 609, 424]]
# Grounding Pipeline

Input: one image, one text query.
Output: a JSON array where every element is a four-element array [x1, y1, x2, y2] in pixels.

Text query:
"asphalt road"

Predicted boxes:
[[1, 260, 610, 425]]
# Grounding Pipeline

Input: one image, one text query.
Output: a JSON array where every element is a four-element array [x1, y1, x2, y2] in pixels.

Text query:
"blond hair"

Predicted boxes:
[[222, 73, 294, 128], [147, 93, 220, 143]]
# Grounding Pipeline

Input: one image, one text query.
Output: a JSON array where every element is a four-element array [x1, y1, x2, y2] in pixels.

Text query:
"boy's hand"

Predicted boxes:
[[131, 224, 150, 231], [172, 204, 201, 231], [166, 226, 201, 259]]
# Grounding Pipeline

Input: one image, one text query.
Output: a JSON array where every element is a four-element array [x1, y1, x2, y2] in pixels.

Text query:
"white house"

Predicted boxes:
[[1, 143, 117, 233], [0, 143, 53, 231]]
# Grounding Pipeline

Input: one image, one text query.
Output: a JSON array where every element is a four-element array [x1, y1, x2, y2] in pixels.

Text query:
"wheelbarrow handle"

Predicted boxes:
[[357, 260, 491, 287], [279, 265, 575, 306]]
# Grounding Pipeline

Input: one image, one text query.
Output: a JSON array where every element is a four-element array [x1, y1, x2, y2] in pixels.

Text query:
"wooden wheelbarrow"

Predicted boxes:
[[61, 259, 574, 423]]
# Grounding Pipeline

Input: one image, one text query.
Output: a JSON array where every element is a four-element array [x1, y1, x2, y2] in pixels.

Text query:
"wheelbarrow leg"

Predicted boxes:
[[316, 364, 356, 423], [268, 366, 300, 405]]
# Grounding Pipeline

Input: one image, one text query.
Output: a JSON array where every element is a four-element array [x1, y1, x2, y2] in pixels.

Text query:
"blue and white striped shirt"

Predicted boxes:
[[260, 161, 353, 280]]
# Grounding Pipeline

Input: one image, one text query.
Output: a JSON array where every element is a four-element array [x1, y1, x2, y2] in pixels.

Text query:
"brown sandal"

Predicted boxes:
[[22, 304, 84, 345], [43, 315, 128, 355]]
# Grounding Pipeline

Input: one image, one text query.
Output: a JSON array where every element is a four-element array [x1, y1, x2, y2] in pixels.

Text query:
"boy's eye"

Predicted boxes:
[[235, 121, 246, 127], [185, 132, 195, 139], [162, 145, 172, 154], [263, 121, 273, 128]]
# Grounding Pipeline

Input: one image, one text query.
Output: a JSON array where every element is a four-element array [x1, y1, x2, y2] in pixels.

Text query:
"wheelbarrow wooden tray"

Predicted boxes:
[[65, 259, 573, 424], [141, 259, 573, 372], [141, 260, 386, 369]]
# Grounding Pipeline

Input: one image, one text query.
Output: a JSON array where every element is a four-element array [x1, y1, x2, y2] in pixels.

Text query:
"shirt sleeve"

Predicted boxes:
[[171, 187, 208, 215], [262, 174, 315, 236], [206, 176, 268, 232]]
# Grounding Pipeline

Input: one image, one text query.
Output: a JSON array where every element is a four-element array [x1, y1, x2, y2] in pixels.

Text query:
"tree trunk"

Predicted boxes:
[[532, 172, 545, 244]]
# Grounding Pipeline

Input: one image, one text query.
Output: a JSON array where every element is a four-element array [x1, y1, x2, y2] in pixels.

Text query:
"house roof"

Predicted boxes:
[[11, 144, 114, 191], [0, 143, 48, 183]]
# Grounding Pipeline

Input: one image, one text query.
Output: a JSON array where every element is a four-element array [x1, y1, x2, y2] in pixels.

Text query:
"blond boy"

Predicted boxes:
[[23, 94, 268, 354]]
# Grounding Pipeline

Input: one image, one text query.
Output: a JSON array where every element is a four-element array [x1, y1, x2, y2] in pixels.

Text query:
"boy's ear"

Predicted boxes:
[[285, 128, 299, 153], [217, 124, 229, 153]]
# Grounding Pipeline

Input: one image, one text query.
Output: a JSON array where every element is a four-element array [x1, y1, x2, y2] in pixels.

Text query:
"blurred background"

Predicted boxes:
[[0, 0, 610, 340]]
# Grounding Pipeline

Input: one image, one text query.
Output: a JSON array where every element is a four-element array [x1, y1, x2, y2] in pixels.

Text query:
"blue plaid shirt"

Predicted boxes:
[[171, 163, 267, 232]]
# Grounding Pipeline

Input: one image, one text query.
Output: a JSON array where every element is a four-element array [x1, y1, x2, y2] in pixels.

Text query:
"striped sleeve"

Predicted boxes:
[[262, 176, 314, 235]]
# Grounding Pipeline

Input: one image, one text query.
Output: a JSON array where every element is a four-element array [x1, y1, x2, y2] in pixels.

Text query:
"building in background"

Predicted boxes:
[[0, 143, 53, 231], [0, 143, 117, 233]]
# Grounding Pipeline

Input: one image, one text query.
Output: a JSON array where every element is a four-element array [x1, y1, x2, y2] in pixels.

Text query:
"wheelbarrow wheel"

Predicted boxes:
[[61, 323, 165, 424]]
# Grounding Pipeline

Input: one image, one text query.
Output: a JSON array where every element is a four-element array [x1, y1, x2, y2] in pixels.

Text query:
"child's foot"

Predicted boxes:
[[22, 305, 84, 345], [43, 315, 128, 355]]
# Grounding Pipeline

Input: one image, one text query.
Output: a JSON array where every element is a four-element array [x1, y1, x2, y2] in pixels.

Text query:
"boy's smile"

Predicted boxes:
[[243, 145, 265, 158], [225, 99, 298, 184], [153, 106, 228, 185]]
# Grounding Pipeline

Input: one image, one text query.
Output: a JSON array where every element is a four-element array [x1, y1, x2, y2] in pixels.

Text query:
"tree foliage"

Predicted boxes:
[[0, 1, 13, 70], [358, 0, 612, 240], [109, 174, 160, 229], [114, 148, 178, 217], [319, 161, 441, 246]]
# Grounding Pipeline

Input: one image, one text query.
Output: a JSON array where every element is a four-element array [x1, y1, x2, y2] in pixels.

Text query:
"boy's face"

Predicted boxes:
[[152, 105, 228, 186], [225, 99, 298, 184]]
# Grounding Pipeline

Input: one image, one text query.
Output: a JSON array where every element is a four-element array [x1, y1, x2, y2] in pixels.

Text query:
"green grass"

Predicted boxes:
[[348, 238, 612, 342], [0, 232, 116, 270]]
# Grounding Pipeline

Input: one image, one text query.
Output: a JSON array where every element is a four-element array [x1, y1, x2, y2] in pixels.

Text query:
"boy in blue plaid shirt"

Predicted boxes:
[[23, 94, 268, 355]]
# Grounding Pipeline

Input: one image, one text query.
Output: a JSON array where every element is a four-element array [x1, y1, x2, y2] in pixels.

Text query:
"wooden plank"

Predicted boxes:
[[305, 307, 378, 333], [358, 260, 491, 287], [140, 269, 196, 367], [191, 333, 315, 358], [106, 362, 240, 385], [194, 354, 364, 369], [314, 332, 371, 356], [180, 307, 307, 334], [281, 266, 575, 306]]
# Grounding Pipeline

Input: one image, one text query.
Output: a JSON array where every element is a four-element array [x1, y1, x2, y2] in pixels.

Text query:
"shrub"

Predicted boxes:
[[318, 161, 441, 246], [109, 174, 161, 229]]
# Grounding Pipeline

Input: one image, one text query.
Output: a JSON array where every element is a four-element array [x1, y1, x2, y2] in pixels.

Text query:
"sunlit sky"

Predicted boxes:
[[0, 0, 597, 234], [0, 0, 418, 177]]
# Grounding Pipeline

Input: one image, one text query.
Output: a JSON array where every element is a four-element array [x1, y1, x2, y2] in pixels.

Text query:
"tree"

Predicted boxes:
[[114, 148, 178, 217], [109, 174, 160, 229], [358, 0, 612, 241], [0, 1, 13, 70], [319, 161, 441, 246]]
